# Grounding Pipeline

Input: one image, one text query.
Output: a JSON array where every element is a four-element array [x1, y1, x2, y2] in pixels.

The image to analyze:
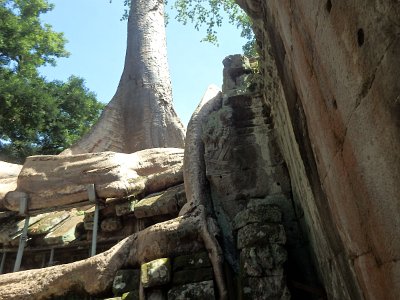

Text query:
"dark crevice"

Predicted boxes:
[[332, 98, 338, 110], [326, 0, 332, 13], [357, 28, 365, 47]]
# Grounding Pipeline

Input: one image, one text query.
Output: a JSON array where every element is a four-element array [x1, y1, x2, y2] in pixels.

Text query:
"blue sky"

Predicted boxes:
[[39, 0, 247, 126]]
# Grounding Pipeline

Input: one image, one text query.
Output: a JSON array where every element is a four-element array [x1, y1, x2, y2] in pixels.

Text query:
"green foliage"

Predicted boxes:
[[171, 0, 254, 48], [0, 70, 104, 163], [0, 0, 104, 163], [118, 0, 256, 55], [0, 0, 69, 75]]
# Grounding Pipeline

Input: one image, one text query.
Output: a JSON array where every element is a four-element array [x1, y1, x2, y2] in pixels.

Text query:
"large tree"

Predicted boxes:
[[63, 0, 186, 155]]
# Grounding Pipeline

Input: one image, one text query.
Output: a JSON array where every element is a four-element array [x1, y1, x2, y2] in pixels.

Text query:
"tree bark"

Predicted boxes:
[[62, 0, 185, 155], [5, 148, 184, 211]]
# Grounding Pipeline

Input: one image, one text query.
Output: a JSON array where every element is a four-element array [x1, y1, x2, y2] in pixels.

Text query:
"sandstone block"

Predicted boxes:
[[240, 245, 287, 277], [141, 258, 171, 288], [237, 223, 286, 249], [172, 252, 211, 271], [116, 200, 137, 217], [167, 280, 215, 300], [233, 204, 282, 230], [101, 217, 123, 232], [112, 269, 140, 296], [134, 184, 186, 219], [242, 276, 290, 300], [172, 267, 214, 285]]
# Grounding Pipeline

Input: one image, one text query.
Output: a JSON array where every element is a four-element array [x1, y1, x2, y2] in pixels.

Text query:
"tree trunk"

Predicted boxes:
[[62, 0, 185, 155]]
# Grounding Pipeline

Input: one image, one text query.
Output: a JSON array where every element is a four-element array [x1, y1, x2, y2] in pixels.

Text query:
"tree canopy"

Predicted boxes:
[[0, 0, 68, 75], [0, 0, 104, 163], [120, 0, 256, 55], [171, 0, 255, 54]]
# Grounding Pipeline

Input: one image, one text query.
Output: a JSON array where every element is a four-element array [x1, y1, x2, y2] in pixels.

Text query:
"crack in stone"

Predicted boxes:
[[355, 34, 399, 109]]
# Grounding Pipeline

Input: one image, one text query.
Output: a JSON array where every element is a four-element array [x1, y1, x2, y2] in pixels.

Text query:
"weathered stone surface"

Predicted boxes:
[[5, 148, 184, 211], [201, 55, 291, 273], [167, 280, 215, 300], [0, 161, 22, 210], [172, 267, 214, 285], [112, 269, 140, 296], [115, 200, 137, 216], [240, 245, 287, 277], [0, 213, 47, 245], [146, 289, 166, 300], [233, 204, 281, 230], [141, 258, 171, 288], [237, 224, 286, 249], [43, 213, 84, 245], [83, 207, 95, 222], [242, 276, 290, 300], [101, 217, 123, 232], [134, 184, 186, 219], [172, 252, 211, 271], [237, 0, 400, 298], [83, 207, 96, 230], [28, 211, 70, 236]]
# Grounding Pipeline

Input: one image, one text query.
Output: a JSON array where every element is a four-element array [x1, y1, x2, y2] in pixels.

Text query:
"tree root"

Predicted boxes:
[[0, 86, 228, 300]]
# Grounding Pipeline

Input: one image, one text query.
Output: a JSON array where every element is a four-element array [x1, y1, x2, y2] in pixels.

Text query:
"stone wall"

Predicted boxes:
[[202, 55, 307, 299], [236, 0, 400, 299]]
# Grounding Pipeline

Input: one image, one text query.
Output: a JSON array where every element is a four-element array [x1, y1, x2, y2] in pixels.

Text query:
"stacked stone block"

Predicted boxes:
[[234, 200, 290, 300], [110, 252, 216, 300]]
